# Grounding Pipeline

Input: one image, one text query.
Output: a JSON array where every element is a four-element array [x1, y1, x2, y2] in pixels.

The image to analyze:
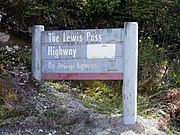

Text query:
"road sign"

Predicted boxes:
[[32, 22, 138, 125], [34, 28, 125, 80]]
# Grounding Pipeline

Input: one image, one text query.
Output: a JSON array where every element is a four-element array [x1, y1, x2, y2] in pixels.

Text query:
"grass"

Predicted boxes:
[[0, 106, 8, 123], [0, 106, 18, 123], [79, 98, 95, 109], [167, 124, 180, 135], [0, 76, 18, 123], [78, 93, 122, 115], [48, 81, 157, 117], [47, 81, 70, 92], [43, 108, 67, 118], [137, 95, 159, 119], [45, 80, 171, 129], [80, 93, 158, 117]]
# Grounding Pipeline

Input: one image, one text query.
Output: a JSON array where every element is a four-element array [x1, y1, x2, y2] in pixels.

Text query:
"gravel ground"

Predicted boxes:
[[0, 72, 167, 135]]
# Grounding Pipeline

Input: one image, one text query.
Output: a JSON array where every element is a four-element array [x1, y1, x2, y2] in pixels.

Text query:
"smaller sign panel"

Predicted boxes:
[[42, 59, 123, 73], [87, 44, 116, 59]]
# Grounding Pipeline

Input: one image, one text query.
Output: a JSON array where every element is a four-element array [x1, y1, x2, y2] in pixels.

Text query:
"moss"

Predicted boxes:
[[0, 77, 16, 104], [0, 75, 17, 123], [47, 81, 70, 92], [0, 106, 15, 123], [43, 108, 67, 118]]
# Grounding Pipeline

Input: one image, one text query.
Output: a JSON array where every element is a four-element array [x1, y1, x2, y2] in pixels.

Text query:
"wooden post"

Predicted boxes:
[[123, 22, 138, 124], [32, 25, 44, 80]]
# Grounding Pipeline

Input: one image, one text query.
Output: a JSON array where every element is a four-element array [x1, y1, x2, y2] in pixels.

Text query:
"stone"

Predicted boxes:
[[0, 32, 10, 42]]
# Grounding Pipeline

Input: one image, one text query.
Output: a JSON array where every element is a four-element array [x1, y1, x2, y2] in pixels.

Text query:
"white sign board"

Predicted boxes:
[[32, 22, 138, 125]]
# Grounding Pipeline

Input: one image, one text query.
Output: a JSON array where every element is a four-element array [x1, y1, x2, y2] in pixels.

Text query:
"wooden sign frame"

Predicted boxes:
[[32, 22, 138, 125]]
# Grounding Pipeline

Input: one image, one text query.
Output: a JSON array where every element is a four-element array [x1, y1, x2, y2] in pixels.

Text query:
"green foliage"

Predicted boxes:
[[95, 95, 122, 114], [138, 39, 168, 93], [137, 95, 158, 119], [127, 0, 180, 51], [43, 108, 67, 118], [79, 91, 122, 114], [0, 64, 5, 75], [167, 53, 180, 87], [0, 73, 19, 124], [0, 76, 14, 104], [0, 41, 32, 123], [138, 38, 179, 93], [82, 0, 122, 28], [0, 106, 25, 124], [47, 81, 70, 92], [72, 80, 122, 99], [0, 45, 31, 71], [71, 80, 122, 114], [167, 124, 180, 135], [0, 0, 86, 41], [0, 106, 12, 123], [77, 84, 159, 116]]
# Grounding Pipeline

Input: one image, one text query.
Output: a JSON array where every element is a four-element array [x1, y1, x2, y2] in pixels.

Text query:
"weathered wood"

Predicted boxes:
[[32, 25, 44, 80], [42, 59, 123, 73], [41, 73, 123, 80], [122, 22, 138, 124], [41, 28, 124, 80]]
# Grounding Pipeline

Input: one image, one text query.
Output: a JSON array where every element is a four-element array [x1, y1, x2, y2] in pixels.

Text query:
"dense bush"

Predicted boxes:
[[0, 0, 85, 41], [138, 39, 179, 93]]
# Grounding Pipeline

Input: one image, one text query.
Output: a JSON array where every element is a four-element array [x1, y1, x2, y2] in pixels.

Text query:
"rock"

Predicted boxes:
[[0, 15, 2, 22], [0, 32, 10, 42], [38, 129, 43, 132]]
